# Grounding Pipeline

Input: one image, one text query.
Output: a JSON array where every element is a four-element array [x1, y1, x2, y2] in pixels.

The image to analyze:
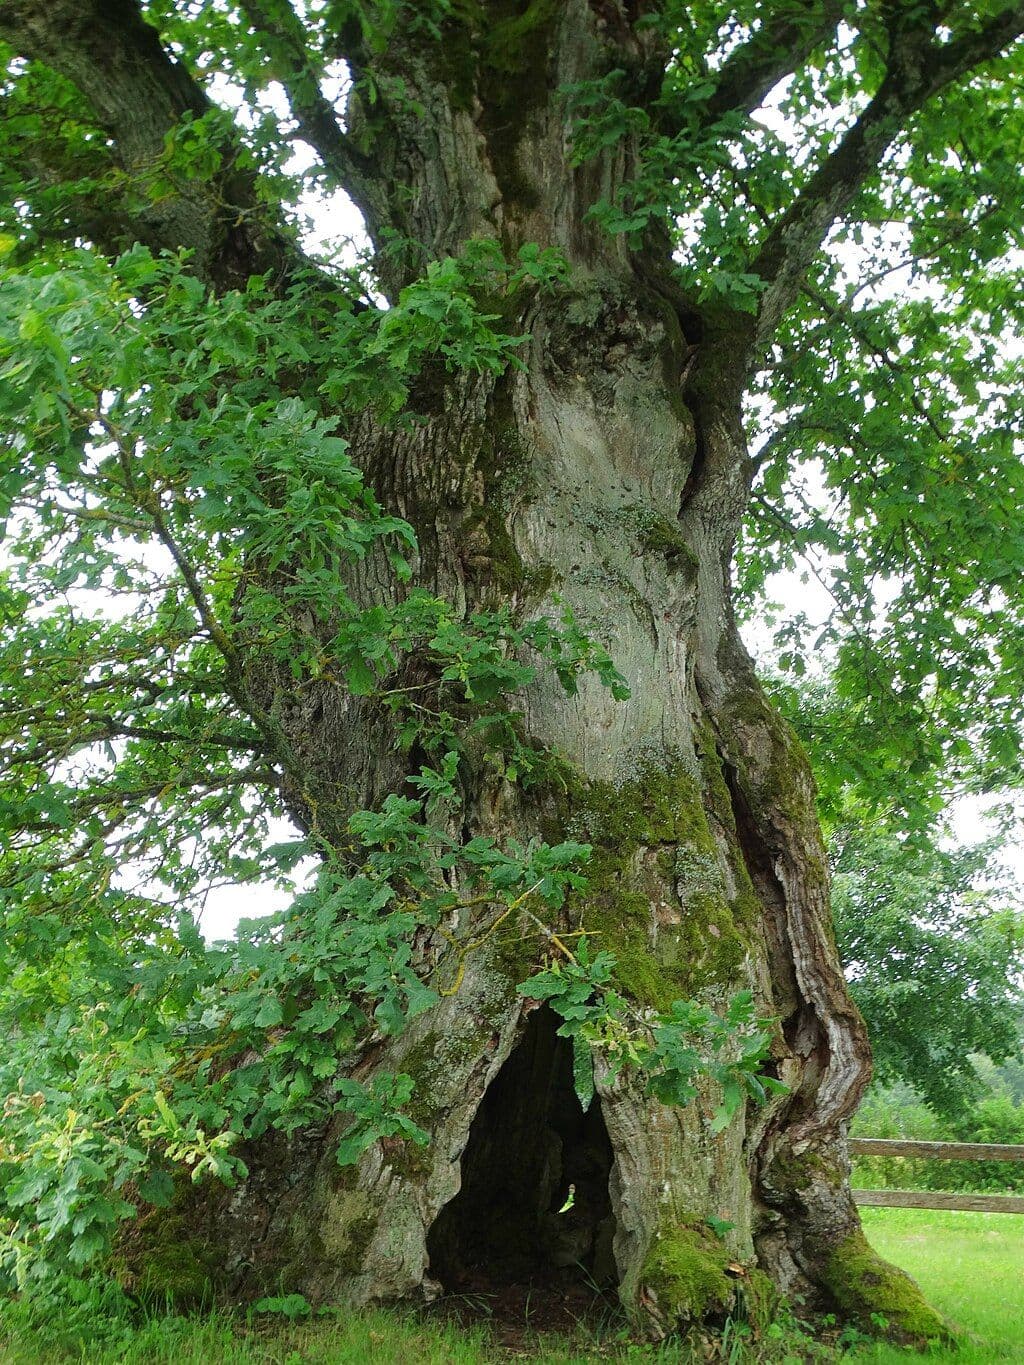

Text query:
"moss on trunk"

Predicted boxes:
[[821, 1229, 951, 1345], [639, 1221, 735, 1327]]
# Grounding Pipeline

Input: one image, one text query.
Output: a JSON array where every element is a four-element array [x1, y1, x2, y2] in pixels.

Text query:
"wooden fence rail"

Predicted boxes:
[[849, 1138, 1024, 1215], [850, 1138, 1024, 1163]]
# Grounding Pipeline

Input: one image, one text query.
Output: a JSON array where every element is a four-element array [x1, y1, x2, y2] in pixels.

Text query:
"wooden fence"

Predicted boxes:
[[850, 1138, 1024, 1214]]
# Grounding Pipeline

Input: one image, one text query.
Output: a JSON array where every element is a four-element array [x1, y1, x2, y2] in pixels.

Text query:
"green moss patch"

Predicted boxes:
[[640, 1224, 735, 1324], [821, 1228, 951, 1345], [114, 1209, 221, 1307], [736, 1266, 782, 1333], [768, 1145, 833, 1193], [546, 759, 753, 1008], [636, 511, 699, 578]]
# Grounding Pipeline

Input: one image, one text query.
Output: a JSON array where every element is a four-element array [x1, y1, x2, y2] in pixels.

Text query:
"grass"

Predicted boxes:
[[3, 1208, 1023, 1363], [0, 1300, 797, 1365], [0, 1294, 827, 1365], [4, 1303, 509, 1365], [854, 1206, 1024, 1363]]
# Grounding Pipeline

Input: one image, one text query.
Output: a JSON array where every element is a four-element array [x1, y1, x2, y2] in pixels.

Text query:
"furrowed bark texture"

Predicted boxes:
[[4, 0, 963, 1343]]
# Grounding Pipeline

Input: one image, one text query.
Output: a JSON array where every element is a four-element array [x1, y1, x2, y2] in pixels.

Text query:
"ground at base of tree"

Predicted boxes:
[[2, 1208, 1022, 1364]]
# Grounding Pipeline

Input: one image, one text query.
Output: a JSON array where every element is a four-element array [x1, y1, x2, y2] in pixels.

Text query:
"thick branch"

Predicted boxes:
[[701, 1, 843, 126], [0, 0, 293, 287], [749, 4, 1024, 348]]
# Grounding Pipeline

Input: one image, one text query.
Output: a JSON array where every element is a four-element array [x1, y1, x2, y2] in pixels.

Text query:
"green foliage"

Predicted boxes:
[[739, 55, 1024, 833], [828, 802, 1024, 1114], [319, 240, 565, 418], [0, 224, 749, 1289], [250, 1292, 313, 1322], [562, 4, 848, 306], [852, 1076, 1024, 1195], [565, 65, 770, 308], [0, 754, 598, 1281], [334, 1076, 430, 1167], [519, 943, 781, 1128], [0, 233, 629, 1281]]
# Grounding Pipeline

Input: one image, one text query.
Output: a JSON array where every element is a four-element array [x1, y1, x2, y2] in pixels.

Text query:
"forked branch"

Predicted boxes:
[[749, 4, 1024, 349], [699, 0, 844, 127]]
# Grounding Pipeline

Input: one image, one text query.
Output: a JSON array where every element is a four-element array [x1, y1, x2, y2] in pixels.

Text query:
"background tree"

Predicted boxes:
[[767, 679, 1024, 1117], [2, 0, 1023, 1345], [831, 807, 1023, 1115]]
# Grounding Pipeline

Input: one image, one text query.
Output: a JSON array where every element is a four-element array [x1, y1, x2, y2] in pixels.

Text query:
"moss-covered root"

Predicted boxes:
[[638, 1224, 735, 1335], [112, 1209, 221, 1307], [821, 1228, 952, 1346]]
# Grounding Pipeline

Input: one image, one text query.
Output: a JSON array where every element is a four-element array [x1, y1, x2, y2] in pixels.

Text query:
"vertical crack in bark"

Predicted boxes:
[[696, 618, 871, 1143], [678, 403, 709, 514], [716, 747, 802, 1037], [692, 644, 888, 1309]]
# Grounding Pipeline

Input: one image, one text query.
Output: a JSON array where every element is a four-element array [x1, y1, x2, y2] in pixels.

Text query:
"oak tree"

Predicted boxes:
[[2, 0, 1023, 1343]]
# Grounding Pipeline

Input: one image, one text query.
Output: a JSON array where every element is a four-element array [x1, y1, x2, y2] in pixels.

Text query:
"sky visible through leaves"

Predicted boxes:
[[166, 53, 1024, 943]]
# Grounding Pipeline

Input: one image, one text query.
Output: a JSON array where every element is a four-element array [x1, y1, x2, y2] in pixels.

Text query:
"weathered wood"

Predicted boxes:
[[853, 1189, 1024, 1214], [851, 1138, 1024, 1163]]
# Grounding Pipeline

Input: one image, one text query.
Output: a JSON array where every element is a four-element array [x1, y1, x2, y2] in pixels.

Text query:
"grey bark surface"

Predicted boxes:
[[196, 0, 879, 1325]]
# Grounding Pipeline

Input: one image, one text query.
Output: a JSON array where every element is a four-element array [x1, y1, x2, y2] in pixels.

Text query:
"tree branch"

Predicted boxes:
[[7, 769, 279, 837], [236, 0, 373, 213], [700, 1, 844, 126], [800, 284, 950, 444], [0, 0, 295, 287], [748, 4, 1024, 348]]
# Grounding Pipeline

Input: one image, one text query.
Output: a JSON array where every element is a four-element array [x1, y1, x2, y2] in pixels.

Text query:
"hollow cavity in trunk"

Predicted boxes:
[[427, 1004, 617, 1296]]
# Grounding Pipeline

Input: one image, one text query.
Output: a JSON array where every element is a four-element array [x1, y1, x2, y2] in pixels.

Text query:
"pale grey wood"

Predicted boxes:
[[851, 1138, 1024, 1163], [853, 1189, 1024, 1214]]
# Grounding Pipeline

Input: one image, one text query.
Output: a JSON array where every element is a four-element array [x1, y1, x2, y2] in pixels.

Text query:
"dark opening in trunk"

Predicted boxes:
[[426, 1004, 617, 1295]]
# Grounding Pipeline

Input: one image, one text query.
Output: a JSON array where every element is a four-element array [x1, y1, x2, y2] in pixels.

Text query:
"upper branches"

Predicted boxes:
[[696, 0, 844, 128], [234, 0, 375, 219], [0, 0, 294, 287], [748, 3, 1024, 348]]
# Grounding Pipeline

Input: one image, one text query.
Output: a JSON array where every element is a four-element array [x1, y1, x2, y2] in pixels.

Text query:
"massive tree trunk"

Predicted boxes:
[[203, 4, 938, 1338], [3, 0, 975, 1343]]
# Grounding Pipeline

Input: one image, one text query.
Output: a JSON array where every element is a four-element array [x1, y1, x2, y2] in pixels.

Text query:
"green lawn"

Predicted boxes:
[[0, 1302, 723, 1365], [6, 1304, 523, 1365], [855, 1206, 1024, 1363]]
